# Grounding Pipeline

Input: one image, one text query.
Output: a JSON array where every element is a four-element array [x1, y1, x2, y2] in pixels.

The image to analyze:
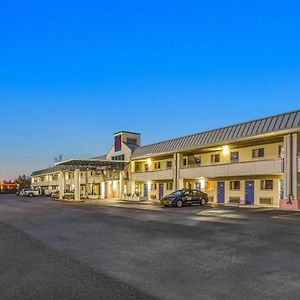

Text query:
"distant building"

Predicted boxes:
[[0, 181, 18, 193], [31, 110, 300, 209]]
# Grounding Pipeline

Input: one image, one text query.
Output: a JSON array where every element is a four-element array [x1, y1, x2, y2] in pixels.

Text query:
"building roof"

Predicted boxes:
[[124, 142, 138, 151], [31, 166, 61, 176], [114, 131, 141, 136], [91, 154, 107, 160], [131, 109, 300, 159], [56, 159, 127, 171]]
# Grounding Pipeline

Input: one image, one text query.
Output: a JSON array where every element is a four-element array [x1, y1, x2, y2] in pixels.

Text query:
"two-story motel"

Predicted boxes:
[[31, 110, 300, 209]]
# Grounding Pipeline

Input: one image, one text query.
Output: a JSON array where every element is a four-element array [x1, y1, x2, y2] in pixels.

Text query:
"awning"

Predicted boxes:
[[55, 159, 128, 171]]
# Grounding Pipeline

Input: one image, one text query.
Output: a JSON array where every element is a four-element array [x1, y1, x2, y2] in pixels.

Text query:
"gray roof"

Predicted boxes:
[[91, 154, 107, 160], [31, 166, 61, 176], [132, 110, 300, 159], [124, 142, 138, 151]]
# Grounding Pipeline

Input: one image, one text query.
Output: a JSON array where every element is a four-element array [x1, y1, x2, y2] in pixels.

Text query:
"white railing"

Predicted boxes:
[[180, 158, 283, 178], [131, 169, 173, 181]]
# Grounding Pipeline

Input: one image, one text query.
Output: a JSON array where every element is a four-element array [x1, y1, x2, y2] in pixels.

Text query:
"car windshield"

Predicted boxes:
[[169, 190, 186, 197]]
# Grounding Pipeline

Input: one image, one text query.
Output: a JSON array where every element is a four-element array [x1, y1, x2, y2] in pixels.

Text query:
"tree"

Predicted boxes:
[[54, 154, 63, 164], [15, 175, 31, 189]]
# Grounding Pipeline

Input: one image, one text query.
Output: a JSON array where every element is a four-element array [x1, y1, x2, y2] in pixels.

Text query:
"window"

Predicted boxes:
[[151, 183, 157, 190], [127, 138, 137, 145], [184, 190, 191, 196], [261, 180, 273, 190], [167, 182, 173, 190], [230, 181, 240, 190], [154, 162, 161, 169], [230, 152, 239, 163], [278, 145, 284, 158], [192, 190, 200, 195], [144, 164, 149, 172], [252, 148, 265, 158], [167, 161, 172, 169], [211, 154, 220, 163], [206, 181, 215, 190], [194, 156, 201, 166], [183, 157, 188, 166], [135, 163, 141, 172], [112, 154, 125, 161]]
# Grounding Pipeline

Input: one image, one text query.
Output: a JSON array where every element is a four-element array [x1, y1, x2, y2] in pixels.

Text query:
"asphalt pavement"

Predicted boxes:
[[1, 195, 300, 300]]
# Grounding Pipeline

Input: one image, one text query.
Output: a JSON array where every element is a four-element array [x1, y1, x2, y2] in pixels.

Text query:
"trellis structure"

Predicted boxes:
[[55, 159, 129, 201]]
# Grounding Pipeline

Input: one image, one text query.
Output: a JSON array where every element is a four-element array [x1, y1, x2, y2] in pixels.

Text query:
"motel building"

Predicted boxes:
[[31, 110, 300, 209]]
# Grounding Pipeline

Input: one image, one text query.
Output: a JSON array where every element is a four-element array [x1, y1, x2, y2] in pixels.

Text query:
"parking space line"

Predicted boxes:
[[272, 213, 300, 221]]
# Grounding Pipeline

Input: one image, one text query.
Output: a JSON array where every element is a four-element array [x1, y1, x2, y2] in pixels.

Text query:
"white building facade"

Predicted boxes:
[[32, 110, 300, 209]]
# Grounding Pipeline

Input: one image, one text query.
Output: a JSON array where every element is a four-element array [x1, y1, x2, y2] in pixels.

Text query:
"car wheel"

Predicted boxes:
[[200, 198, 207, 206], [176, 200, 183, 208]]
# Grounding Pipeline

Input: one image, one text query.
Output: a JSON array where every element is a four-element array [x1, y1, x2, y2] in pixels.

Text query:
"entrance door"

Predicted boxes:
[[245, 181, 254, 205], [143, 183, 148, 197], [159, 184, 164, 199], [217, 182, 225, 204]]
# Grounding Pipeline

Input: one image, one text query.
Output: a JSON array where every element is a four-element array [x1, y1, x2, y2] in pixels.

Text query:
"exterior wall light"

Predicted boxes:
[[199, 177, 205, 190], [222, 145, 229, 154]]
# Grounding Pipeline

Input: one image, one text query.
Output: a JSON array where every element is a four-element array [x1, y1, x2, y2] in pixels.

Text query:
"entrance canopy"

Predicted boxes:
[[56, 159, 128, 171]]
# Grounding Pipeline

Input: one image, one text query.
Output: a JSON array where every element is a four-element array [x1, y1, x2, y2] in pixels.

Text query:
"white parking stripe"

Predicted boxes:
[[272, 213, 300, 221]]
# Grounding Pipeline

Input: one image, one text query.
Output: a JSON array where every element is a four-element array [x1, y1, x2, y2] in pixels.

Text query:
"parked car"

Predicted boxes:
[[17, 188, 30, 196], [161, 189, 208, 207], [44, 188, 58, 197], [23, 189, 40, 197], [51, 190, 59, 199]]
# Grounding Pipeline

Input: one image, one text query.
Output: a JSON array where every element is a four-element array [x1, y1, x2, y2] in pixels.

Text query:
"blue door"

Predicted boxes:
[[217, 182, 225, 203], [245, 181, 254, 205], [143, 184, 148, 197], [159, 184, 164, 199]]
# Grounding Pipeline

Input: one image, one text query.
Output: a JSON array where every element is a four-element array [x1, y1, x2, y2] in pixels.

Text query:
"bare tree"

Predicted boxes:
[[54, 154, 63, 164]]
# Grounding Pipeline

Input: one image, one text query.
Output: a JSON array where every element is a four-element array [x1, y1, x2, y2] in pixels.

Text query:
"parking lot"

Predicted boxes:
[[1, 194, 300, 299]]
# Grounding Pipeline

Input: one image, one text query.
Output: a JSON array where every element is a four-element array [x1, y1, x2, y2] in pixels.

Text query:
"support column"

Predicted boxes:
[[130, 181, 136, 196], [100, 182, 105, 199], [85, 171, 89, 196], [283, 134, 292, 199], [58, 171, 65, 200], [173, 153, 177, 191], [178, 179, 184, 190], [292, 133, 298, 200], [281, 133, 300, 209], [147, 181, 152, 201], [174, 153, 183, 190], [119, 171, 124, 199], [74, 169, 81, 201]]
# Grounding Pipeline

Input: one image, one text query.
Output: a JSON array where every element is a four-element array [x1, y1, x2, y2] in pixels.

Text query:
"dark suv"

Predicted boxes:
[[161, 189, 208, 207]]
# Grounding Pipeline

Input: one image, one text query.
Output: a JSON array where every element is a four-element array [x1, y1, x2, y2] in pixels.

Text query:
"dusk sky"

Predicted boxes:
[[0, 0, 300, 180]]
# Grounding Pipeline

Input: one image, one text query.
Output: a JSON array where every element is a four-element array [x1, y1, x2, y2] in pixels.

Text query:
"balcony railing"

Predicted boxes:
[[181, 155, 282, 169], [131, 168, 173, 181], [134, 167, 173, 173], [180, 158, 283, 178]]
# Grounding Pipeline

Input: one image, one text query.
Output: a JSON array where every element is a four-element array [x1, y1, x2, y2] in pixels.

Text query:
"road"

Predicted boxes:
[[1, 195, 300, 299]]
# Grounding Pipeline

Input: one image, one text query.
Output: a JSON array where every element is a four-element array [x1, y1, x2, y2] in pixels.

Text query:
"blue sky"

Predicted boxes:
[[0, 0, 300, 180]]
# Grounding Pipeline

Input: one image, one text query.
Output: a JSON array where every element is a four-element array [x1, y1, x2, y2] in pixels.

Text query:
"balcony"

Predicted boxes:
[[180, 158, 283, 179], [32, 180, 59, 187], [131, 169, 173, 181]]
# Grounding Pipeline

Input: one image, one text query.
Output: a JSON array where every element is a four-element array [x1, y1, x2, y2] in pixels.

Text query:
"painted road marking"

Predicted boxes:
[[272, 213, 300, 221]]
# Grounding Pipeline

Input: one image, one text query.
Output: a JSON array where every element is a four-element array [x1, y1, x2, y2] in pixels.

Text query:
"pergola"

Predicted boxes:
[[56, 159, 127, 171], [55, 159, 129, 201]]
